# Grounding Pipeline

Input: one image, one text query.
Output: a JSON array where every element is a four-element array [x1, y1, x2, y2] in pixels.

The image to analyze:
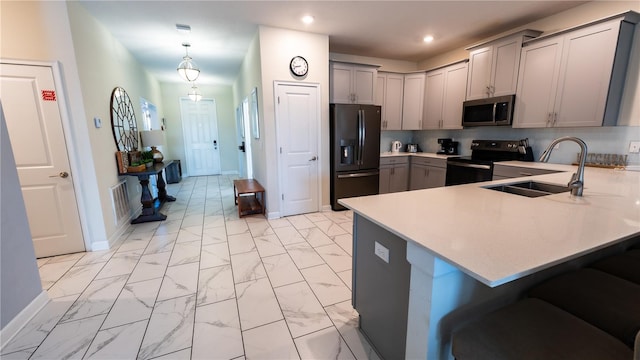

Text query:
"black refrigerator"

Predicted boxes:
[[330, 104, 381, 210]]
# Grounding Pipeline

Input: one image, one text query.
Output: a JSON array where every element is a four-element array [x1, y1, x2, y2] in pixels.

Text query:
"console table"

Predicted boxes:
[[233, 179, 265, 218], [120, 161, 176, 224]]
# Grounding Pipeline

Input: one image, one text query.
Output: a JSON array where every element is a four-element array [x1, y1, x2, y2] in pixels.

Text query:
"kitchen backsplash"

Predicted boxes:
[[382, 126, 640, 166], [380, 130, 413, 152]]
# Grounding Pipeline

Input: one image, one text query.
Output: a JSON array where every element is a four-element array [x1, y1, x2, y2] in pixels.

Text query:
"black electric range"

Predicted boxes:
[[445, 139, 533, 186]]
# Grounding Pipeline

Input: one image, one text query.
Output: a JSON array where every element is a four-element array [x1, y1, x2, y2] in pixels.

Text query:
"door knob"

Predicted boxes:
[[49, 171, 69, 178], [309, 156, 317, 161]]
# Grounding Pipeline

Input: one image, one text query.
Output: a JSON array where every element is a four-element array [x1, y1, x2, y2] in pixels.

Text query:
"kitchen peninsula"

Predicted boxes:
[[340, 163, 640, 359]]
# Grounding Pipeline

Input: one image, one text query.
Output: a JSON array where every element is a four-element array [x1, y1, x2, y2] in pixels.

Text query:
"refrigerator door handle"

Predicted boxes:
[[357, 109, 364, 165], [361, 110, 366, 165]]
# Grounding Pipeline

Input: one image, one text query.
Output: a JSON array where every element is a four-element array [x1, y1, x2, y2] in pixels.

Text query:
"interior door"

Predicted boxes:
[[0, 63, 85, 257], [276, 83, 319, 216], [235, 105, 247, 178], [180, 98, 221, 176]]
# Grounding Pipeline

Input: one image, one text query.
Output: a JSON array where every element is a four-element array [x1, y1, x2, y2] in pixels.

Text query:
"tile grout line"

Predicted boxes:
[[133, 177, 192, 360]]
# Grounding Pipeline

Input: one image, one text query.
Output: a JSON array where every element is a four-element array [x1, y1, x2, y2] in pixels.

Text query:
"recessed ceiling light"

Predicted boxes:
[[302, 15, 314, 24], [423, 35, 434, 43]]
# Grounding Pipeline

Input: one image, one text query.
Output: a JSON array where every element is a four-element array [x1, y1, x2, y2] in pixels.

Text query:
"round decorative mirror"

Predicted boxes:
[[110, 87, 138, 151]]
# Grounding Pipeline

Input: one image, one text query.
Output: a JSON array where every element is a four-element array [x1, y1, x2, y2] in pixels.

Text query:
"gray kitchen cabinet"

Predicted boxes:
[[376, 72, 404, 130], [466, 30, 542, 100], [423, 61, 468, 130], [514, 15, 636, 128], [492, 164, 560, 180], [380, 156, 409, 193], [401, 73, 426, 130], [330, 61, 378, 104], [409, 157, 447, 190]]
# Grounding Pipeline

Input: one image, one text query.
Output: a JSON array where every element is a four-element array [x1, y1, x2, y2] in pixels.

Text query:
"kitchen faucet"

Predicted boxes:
[[539, 136, 587, 196]]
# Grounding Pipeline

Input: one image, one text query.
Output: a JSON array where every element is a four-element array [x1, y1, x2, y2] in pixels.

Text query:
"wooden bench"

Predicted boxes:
[[233, 179, 265, 218]]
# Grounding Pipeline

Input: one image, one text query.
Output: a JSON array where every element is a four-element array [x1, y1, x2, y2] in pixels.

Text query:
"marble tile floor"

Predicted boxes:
[[1, 175, 381, 360]]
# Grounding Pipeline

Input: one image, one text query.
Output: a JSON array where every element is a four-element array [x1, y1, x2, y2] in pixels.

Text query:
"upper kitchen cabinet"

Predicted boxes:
[[423, 61, 468, 130], [514, 13, 638, 128], [466, 30, 542, 100], [376, 72, 404, 130], [330, 61, 378, 104], [401, 73, 426, 130]]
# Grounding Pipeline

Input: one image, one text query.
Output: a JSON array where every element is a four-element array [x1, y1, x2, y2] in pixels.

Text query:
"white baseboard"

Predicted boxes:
[[0, 291, 49, 350], [94, 206, 140, 251], [321, 205, 332, 212], [222, 170, 239, 175], [267, 211, 281, 220]]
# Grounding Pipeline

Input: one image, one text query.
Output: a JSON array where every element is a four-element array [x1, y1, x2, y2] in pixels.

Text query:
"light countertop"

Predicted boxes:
[[340, 162, 640, 287], [380, 151, 458, 159]]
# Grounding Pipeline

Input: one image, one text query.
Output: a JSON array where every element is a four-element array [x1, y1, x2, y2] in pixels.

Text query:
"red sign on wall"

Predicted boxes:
[[42, 90, 57, 101]]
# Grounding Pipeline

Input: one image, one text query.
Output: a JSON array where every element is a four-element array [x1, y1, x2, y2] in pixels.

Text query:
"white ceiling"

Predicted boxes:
[[78, 1, 587, 86]]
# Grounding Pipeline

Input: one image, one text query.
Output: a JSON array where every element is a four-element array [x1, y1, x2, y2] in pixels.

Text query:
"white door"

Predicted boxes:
[[235, 105, 247, 178], [241, 97, 253, 179], [0, 63, 85, 257], [275, 83, 319, 216], [180, 98, 221, 176]]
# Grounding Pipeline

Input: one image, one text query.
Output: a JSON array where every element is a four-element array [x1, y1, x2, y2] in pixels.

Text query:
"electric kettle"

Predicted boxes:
[[391, 140, 402, 153]]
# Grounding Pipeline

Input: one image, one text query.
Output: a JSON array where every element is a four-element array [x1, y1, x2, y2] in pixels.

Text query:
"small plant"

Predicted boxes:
[[141, 150, 154, 163]]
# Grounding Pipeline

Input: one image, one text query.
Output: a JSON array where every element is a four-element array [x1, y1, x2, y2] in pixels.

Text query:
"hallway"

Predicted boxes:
[[1, 175, 378, 359]]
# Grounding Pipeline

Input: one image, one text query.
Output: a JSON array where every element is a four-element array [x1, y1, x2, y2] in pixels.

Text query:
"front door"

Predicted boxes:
[[275, 83, 320, 216], [180, 98, 221, 176], [0, 63, 85, 257]]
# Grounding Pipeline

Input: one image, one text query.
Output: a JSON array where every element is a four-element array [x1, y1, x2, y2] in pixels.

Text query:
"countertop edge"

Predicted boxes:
[[339, 165, 640, 287]]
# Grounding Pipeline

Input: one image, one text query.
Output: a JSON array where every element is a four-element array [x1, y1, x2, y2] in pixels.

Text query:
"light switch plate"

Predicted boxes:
[[374, 241, 390, 263], [94, 117, 102, 128]]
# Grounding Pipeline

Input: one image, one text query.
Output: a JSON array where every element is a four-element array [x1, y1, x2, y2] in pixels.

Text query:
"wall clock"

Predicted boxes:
[[110, 86, 138, 151], [290, 56, 308, 77]]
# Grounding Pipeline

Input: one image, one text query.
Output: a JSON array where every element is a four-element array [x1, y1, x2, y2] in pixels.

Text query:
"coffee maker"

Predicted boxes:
[[437, 138, 459, 155]]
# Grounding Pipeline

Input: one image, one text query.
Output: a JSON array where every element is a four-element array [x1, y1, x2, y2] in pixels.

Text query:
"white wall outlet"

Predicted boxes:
[[374, 241, 390, 263], [629, 141, 640, 153]]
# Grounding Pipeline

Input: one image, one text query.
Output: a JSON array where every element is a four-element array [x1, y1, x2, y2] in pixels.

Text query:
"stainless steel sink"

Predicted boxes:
[[485, 181, 570, 198]]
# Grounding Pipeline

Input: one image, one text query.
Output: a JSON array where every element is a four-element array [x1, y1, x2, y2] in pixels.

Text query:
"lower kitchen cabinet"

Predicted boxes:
[[409, 157, 447, 190], [380, 156, 409, 194]]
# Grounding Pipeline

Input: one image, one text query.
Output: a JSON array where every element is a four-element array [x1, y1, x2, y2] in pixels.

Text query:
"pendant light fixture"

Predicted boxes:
[[177, 43, 200, 82], [188, 84, 202, 102]]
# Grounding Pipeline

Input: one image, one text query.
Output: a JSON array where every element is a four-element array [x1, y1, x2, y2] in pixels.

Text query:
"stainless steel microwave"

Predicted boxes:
[[462, 95, 515, 126]]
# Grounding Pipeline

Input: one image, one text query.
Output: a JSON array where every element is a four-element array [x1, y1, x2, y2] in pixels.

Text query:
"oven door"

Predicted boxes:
[[445, 160, 493, 186]]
